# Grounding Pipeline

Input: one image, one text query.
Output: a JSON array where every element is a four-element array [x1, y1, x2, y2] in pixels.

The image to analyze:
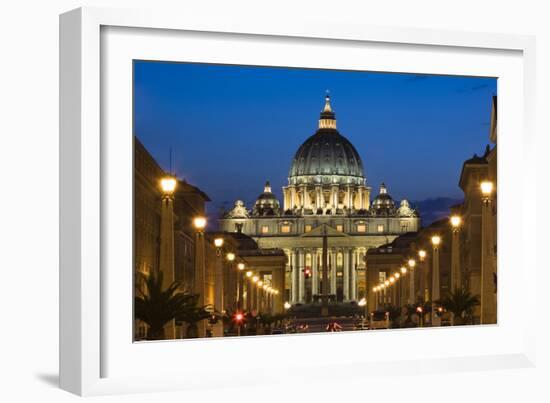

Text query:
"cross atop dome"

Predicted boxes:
[[264, 180, 272, 193], [319, 93, 337, 130]]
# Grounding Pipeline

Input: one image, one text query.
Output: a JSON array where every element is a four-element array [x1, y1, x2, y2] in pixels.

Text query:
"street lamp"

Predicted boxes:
[[226, 252, 235, 262], [284, 301, 291, 310], [480, 180, 496, 324], [400, 266, 407, 274], [431, 234, 441, 327], [160, 176, 177, 195], [193, 216, 207, 231], [246, 270, 252, 278], [408, 259, 416, 305], [480, 181, 494, 200], [237, 262, 245, 271], [450, 215, 462, 293], [214, 237, 224, 248], [450, 215, 462, 229], [418, 249, 427, 261]]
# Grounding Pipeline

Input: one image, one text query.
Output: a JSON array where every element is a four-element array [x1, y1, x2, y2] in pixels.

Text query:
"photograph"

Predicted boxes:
[[133, 61, 497, 341]]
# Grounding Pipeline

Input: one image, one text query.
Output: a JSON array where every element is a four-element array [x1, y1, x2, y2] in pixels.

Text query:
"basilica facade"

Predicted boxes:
[[218, 96, 420, 305]]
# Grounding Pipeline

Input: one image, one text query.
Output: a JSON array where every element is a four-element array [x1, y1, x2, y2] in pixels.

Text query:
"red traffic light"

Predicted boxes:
[[234, 313, 244, 322], [303, 268, 311, 278]]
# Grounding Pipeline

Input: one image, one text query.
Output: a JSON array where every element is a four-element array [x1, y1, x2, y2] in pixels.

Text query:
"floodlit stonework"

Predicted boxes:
[[219, 96, 421, 304]]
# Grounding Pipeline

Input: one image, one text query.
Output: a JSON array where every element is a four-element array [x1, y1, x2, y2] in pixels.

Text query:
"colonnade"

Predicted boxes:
[[283, 184, 369, 211], [287, 247, 362, 303]]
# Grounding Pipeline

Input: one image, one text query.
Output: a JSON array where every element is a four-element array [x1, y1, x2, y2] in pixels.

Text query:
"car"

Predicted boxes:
[[354, 319, 369, 330], [271, 327, 285, 335], [369, 311, 390, 329]]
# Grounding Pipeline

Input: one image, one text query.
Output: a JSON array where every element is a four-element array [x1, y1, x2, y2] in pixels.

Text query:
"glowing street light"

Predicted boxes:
[[252, 275, 259, 283], [431, 235, 441, 247], [480, 181, 494, 198], [193, 216, 207, 231], [384, 280, 390, 286], [394, 272, 400, 279], [418, 249, 427, 261], [226, 252, 235, 262], [160, 176, 177, 195], [284, 302, 291, 310], [214, 238, 224, 248], [408, 259, 416, 268], [237, 262, 245, 271], [400, 266, 407, 274], [450, 215, 462, 229]]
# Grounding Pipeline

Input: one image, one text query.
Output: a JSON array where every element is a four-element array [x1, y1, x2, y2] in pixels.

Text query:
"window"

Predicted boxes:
[[261, 226, 269, 234], [305, 224, 312, 233], [281, 225, 291, 233], [357, 224, 366, 233], [336, 224, 344, 232], [377, 224, 384, 233]]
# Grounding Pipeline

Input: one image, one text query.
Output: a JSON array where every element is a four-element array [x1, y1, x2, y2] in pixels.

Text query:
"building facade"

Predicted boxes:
[[219, 96, 421, 305]]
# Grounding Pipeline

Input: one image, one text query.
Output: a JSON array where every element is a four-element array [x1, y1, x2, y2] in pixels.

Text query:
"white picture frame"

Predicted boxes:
[[60, 6, 537, 396]]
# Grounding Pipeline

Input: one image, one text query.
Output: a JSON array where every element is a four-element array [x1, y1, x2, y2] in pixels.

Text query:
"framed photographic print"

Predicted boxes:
[[60, 7, 537, 396]]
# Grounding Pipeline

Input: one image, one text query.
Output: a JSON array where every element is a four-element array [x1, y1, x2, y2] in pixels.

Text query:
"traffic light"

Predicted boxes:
[[234, 312, 244, 323], [303, 268, 312, 278]]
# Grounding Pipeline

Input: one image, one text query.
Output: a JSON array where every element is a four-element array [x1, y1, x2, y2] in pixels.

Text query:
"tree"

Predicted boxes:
[[438, 288, 480, 325], [134, 270, 211, 340]]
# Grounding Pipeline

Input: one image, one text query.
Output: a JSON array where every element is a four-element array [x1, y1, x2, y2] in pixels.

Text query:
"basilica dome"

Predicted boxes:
[[372, 183, 396, 215], [252, 181, 280, 216], [288, 95, 365, 185]]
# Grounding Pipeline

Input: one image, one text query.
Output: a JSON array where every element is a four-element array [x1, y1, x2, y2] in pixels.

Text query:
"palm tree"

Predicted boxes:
[[134, 270, 211, 340], [438, 288, 480, 325]]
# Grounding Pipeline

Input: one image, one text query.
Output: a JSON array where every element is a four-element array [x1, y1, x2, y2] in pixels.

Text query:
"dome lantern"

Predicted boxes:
[[318, 94, 337, 130]]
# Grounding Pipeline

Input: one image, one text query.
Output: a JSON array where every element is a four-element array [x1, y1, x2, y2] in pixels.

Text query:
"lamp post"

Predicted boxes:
[[431, 235, 441, 327], [450, 215, 462, 293], [407, 259, 416, 305], [193, 216, 207, 337], [212, 237, 225, 337], [480, 181, 496, 324], [159, 176, 177, 339], [236, 261, 245, 310], [418, 250, 427, 303], [245, 270, 252, 311]]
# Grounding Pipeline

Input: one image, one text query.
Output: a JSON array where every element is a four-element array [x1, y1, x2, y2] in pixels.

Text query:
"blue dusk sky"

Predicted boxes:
[[134, 61, 496, 219]]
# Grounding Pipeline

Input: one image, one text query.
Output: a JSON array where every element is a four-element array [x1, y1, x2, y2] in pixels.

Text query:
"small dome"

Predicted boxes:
[[252, 181, 280, 216], [372, 183, 396, 214], [288, 95, 365, 185]]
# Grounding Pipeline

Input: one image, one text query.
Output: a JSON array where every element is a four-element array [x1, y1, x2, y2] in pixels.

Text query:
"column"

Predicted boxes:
[[332, 185, 339, 208], [290, 186, 296, 209], [330, 250, 337, 295], [302, 185, 310, 209], [343, 248, 350, 300], [292, 251, 299, 303], [351, 249, 357, 301], [432, 244, 441, 326], [358, 188, 364, 210], [346, 185, 352, 210], [298, 249, 305, 302], [312, 249, 319, 295], [315, 185, 323, 209]]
